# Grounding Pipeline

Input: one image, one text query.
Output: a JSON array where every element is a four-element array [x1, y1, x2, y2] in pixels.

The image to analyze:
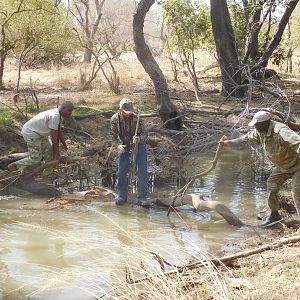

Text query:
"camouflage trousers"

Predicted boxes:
[[267, 165, 300, 216], [15, 136, 53, 171]]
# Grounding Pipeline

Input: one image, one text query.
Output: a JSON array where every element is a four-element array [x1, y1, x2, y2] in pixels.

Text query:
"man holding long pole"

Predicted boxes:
[[110, 98, 148, 206]]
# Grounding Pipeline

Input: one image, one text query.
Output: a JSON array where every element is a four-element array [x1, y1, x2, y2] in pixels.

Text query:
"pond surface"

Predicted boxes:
[[0, 149, 268, 300]]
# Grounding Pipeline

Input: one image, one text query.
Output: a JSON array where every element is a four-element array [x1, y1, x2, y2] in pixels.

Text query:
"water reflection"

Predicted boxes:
[[0, 149, 267, 299]]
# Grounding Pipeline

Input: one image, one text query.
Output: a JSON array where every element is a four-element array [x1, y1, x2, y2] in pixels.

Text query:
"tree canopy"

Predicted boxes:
[[0, 0, 77, 88]]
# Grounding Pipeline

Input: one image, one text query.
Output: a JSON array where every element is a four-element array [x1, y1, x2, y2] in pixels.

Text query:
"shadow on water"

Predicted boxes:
[[0, 148, 268, 299]]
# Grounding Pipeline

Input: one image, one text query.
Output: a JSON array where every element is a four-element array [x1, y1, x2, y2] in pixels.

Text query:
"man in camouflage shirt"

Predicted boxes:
[[222, 111, 300, 227], [110, 98, 148, 206]]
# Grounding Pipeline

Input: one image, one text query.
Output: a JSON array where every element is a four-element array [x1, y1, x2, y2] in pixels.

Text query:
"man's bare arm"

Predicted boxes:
[[59, 130, 68, 151], [222, 136, 247, 146], [50, 129, 60, 159]]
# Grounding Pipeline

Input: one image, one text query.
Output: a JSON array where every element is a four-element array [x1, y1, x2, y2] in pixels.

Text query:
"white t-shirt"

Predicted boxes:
[[21, 108, 61, 140]]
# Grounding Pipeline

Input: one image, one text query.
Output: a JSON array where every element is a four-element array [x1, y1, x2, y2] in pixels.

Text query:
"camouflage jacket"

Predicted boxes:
[[110, 112, 147, 147], [241, 120, 300, 171]]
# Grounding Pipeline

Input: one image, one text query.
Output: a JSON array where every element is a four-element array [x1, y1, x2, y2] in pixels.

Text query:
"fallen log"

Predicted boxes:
[[0, 152, 28, 169], [185, 235, 300, 270], [47, 185, 244, 227], [47, 186, 117, 203], [45, 184, 300, 231], [126, 235, 300, 284], [74, 110, 114, 120], [46, 186, 117, 208], [153, 194, 244, 227]]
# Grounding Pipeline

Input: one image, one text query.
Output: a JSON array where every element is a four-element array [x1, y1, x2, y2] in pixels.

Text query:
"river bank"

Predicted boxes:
[[1, 57, 300, 299]]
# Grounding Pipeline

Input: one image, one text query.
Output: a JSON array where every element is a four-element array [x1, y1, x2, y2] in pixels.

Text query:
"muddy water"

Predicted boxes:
[[0, 149, 267, 299]]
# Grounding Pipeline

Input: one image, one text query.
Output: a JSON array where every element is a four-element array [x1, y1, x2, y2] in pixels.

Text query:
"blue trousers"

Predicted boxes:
[[117, 143, 148, 200]]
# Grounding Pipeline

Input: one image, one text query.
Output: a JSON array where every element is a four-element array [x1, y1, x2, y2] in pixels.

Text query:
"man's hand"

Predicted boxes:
[[219, 139, 229, 146], [117, 144, 127, 154], [133, 136, 141, 144]]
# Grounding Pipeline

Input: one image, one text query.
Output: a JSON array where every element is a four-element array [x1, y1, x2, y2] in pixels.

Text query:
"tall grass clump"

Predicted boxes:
[[4, 208, 235, 300]]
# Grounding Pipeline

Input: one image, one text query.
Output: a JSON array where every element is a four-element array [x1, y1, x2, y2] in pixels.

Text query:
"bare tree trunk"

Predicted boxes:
[[286, 48, 293, 73], [75, 0, 106, 64], [16, 39, 37, 93], [83, 40, 93, 63], [166, 45, 179, 82], [243, 1, 265, 63], [210, 0, 243, 97], [0, 54, 5, 90], [258, 0, 299, 67], [133, 0, 182, 130]]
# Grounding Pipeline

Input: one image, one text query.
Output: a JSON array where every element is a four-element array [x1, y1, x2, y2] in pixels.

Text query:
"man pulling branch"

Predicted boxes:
[[221, 111, 300, 227]]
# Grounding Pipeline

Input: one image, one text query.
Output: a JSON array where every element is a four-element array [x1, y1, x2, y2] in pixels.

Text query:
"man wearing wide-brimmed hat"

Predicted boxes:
[[110, 98, 148, 207], [222, 110, 300, 227]]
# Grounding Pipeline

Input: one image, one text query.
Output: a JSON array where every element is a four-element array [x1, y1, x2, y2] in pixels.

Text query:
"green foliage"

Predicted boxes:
[[281, 265, 299, 279], [161, 0, 213, 53], [0, 110, 14, 126], [271, 47, 286, 66], [8, 147, 17, 154], [271, 4, 300, 69], [227, 2, 247, 58], [0, 0, 78, 66], [0, 107, 27, 125]]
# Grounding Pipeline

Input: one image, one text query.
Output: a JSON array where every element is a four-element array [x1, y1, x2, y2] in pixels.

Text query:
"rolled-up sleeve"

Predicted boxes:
[[279, 127, 300, 154]]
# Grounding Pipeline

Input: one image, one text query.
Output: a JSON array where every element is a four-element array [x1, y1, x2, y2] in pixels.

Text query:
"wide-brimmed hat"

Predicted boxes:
[[248, 111, 271, 126], [119, 98, 134, 113]]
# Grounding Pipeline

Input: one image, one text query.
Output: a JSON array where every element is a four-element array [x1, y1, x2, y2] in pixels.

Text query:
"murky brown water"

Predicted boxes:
[[0, 149, 268, 299]]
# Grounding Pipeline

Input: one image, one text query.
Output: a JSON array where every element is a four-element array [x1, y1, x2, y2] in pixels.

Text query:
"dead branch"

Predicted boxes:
[[167, 135, 227, 216], [74, 110, 115, 120], [0, 152, 28, 169], [155, 194, 244, 227], [187, 235, 300, 269], [127, 235, 300, 284]]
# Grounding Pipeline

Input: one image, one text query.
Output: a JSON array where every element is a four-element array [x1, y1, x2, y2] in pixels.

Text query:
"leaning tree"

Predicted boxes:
[[133, 0, 182, 130]]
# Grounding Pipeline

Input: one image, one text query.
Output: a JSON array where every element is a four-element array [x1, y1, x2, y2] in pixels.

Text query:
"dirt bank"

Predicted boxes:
[[225, 231, 300, 300]]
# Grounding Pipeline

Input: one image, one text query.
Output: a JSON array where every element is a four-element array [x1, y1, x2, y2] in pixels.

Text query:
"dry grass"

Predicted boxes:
[[3, 50, 299, 115], [3, 209, 235, 300], [2, 51, 219, 99]]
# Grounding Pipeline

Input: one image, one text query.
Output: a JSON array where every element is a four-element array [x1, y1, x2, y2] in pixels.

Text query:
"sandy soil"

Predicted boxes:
[[226, 232, 300, 300]]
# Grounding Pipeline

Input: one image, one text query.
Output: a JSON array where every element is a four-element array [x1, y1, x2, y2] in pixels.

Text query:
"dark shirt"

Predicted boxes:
[[110, 112, 147, 147]]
